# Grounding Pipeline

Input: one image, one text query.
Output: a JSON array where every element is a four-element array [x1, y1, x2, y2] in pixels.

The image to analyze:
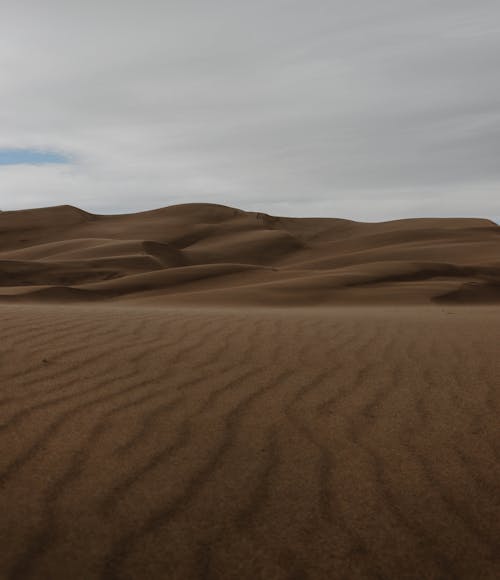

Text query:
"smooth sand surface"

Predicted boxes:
[[0, 304, 499, 579]]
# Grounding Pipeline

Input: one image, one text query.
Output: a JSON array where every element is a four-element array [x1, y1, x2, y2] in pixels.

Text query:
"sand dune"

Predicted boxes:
[[0, 304, 499, 579], [0, 203, 499, 579], [0, 203, 498, 304]]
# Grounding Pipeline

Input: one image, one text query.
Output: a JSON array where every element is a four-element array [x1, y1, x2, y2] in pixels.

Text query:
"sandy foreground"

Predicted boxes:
[[0, 303, 499, 579]]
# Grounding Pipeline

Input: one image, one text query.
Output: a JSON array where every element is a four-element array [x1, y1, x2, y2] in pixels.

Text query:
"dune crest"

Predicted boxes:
[[0, 203, 498, 304]]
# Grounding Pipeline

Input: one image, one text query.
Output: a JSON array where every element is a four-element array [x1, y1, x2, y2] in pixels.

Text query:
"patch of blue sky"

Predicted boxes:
[[0, 148, 70, 165]]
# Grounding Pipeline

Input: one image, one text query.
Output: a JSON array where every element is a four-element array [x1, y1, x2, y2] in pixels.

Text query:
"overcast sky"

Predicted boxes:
[[1, 0, 499, 221]]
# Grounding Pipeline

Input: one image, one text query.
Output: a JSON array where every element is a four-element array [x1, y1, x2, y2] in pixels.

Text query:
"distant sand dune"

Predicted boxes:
[[0, 305, 499, 579], [0, 203, 498, 304]]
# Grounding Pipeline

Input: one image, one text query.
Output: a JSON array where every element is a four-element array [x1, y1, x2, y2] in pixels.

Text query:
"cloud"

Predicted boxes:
[[0, 0, 499, 221]]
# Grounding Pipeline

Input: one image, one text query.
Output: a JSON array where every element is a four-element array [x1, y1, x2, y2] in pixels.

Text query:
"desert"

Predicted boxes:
[[0, 203, 499, 579]]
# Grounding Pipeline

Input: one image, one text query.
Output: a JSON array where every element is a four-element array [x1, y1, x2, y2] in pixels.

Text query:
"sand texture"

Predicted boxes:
[[0, 305, 499, 579], [0, 203, 499, 305], [0, 204, 499, 579]]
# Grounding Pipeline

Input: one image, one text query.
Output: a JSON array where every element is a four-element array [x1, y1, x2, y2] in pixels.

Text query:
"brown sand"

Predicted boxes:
[[0, 204, 499, 579], [0, 203, 498, 305]]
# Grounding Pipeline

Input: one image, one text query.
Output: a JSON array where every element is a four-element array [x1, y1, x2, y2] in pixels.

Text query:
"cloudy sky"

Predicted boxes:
[[1, 0, 499, 220]]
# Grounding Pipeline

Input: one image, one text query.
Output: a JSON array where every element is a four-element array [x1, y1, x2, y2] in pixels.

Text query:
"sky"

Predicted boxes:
[[0, 0, 499, 221]]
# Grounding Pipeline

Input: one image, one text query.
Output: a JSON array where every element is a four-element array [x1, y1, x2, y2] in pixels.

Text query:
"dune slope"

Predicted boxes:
[[0, 203, 498, 304]]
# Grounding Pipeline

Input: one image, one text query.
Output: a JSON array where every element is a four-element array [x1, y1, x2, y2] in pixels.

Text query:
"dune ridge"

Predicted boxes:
[[0, 203, 498, 305]]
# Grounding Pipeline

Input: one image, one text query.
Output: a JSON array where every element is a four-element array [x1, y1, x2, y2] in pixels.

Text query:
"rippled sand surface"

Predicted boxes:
[[0, 304, 499, 579]]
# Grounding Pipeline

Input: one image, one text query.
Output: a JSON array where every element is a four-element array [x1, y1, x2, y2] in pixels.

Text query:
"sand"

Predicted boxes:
[[0, 204, 499, 579], [0, 203, 499, 305]]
